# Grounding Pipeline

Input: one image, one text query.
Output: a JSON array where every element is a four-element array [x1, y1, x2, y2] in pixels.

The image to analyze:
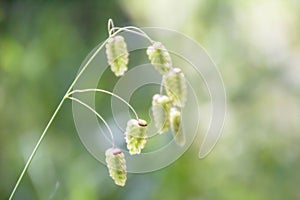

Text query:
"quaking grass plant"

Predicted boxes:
[[9, 19, 187, 198]]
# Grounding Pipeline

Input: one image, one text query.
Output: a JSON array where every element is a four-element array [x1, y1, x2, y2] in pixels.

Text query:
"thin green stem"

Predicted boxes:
[[160, 78, 164, 95], [109, 26, 154, 43], [68, 88, 139, 120], [67, 97, 115, 145], [124, 26, 154, 43], [107, 19, 153, 42], [107, 18, 114, 36], [9, 32, 110, 200], [9, 98, 65, 200]]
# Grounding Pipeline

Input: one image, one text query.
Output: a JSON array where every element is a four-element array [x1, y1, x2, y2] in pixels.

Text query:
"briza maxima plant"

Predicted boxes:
[[9, 19, 188, 199]]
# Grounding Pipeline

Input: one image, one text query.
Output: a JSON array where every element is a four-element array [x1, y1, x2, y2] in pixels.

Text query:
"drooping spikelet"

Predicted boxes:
[[147, 42, 172, 75], [105, 35, 129, 76], [151, 94, 171, 134], [124, 119, 148, 155], [163, 68, 187, 108], [105, 147, 127, 186], [170, 107, 185, 146]]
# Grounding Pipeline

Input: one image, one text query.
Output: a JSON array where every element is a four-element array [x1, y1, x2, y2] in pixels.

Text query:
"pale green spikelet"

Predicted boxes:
[[105, 147, 127, 186], [147, 42, 172, 75], [124, 119, 148, 155], [170, 107, 185, 146], [151, 94, 171, 134], [163, 68, 187, 107], [105, 35, 129, 76]]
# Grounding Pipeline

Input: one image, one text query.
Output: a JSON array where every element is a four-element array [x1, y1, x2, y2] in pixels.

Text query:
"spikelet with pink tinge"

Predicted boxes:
[[124, 119, 148, 155], [105, 148, 127, 186]]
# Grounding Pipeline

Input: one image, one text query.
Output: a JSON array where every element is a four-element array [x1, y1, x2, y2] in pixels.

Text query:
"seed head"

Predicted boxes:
[[170, 107, 185, 146], [151, 94, 171, 134], [147, 42, 172, 75], [163, 68, 187, 107], [124, 119, 148, 155], [105, 35, 129, 76], [105, 147, 127, 186]]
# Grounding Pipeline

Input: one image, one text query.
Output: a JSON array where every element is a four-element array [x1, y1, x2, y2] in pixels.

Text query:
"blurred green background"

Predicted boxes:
[[1, 0, 300, 199]]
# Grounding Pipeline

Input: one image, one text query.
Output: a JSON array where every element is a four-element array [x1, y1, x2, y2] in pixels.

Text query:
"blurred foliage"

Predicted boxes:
[[1, 0, 300, 199]]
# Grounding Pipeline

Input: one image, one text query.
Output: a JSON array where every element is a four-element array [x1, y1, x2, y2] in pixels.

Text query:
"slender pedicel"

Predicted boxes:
[[67, 96, 115, 146], [109, 27, 154, 43], [68, 88, 139, 120]]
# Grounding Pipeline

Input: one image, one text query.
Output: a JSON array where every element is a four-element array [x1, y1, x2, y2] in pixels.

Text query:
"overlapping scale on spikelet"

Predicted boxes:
[[163, 68, 187, 108], [170, 107, 185, 146], [124, 119, 148, 155], [147, 42, 172, 75], [105, 35, 129, 76], [151, 94, 171, 134], [105, 148, 127, 186]]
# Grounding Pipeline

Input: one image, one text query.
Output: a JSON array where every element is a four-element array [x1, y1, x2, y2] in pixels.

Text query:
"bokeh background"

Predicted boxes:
[[1, 0, 300, 199]]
